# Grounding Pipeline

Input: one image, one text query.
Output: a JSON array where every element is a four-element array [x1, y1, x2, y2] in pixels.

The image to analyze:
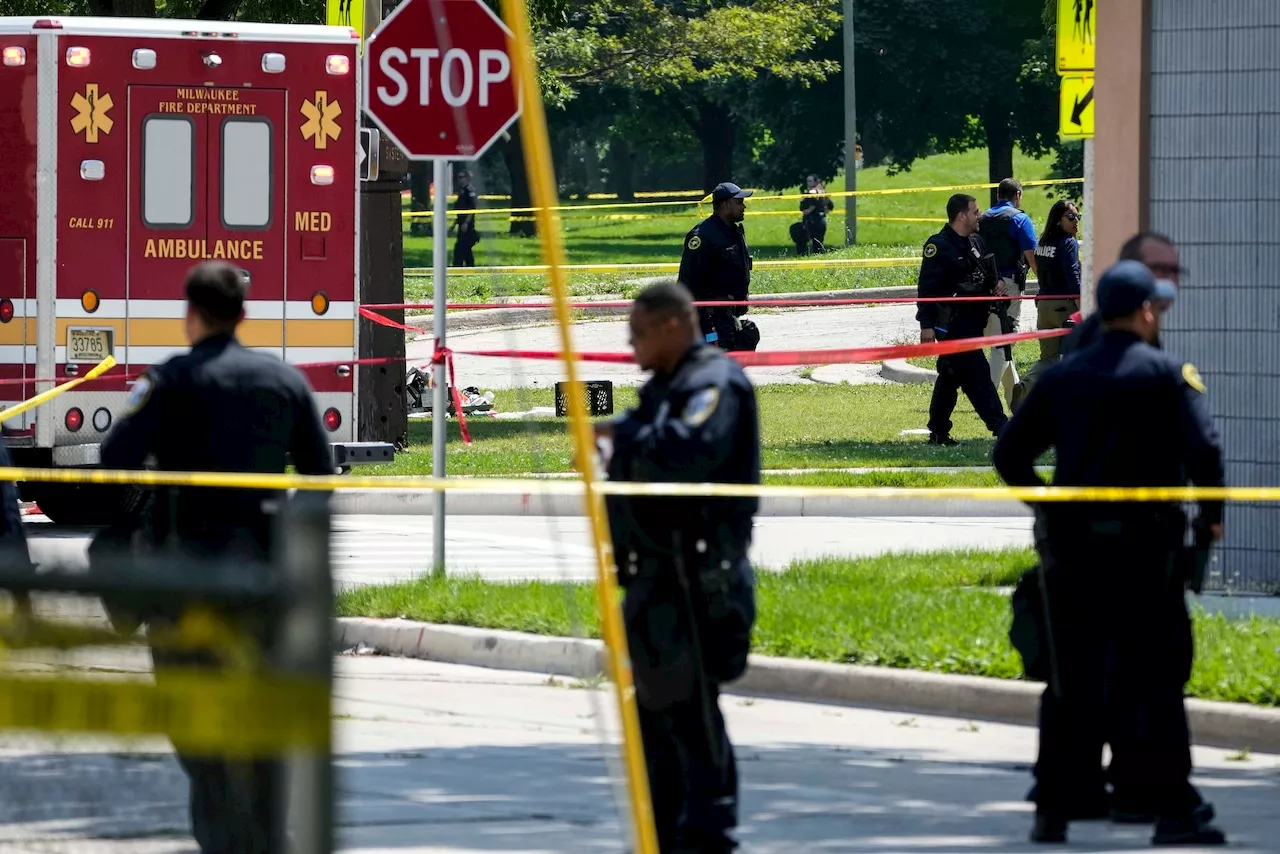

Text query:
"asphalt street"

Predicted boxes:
[[408, 303, 1038, 390], [23, 514, 1035, 587]]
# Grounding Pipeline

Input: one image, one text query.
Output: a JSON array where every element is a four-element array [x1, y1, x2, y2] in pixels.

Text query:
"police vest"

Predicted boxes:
[[978, 206, 1025, 279], [1034, 242, 1060, 294]]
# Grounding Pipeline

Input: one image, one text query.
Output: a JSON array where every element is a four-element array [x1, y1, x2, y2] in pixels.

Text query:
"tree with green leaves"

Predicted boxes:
[[846, 0, 1055, 204], [536, 0, 842, 191]]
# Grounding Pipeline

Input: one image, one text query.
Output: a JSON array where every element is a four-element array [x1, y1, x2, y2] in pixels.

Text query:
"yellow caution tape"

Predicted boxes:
[[404, 256, 919, 276], [0, 465, 1271, 502], [403, 178, 1084, 220], [0, 356, 116, 424], [0, 670, 329, 757]]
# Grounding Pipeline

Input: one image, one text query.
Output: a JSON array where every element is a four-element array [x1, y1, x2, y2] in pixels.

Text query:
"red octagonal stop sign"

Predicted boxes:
[[363, 0, 522, 160]]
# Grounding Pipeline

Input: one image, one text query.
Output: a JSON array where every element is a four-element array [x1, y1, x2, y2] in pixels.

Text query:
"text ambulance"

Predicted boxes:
[[0, 16, 391, 523]]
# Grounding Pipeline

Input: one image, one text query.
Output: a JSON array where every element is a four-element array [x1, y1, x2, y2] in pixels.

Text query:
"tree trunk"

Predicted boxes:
[[408, 161, 431, 238], [983, 106, 1016, 207], [607, 134, 635, 202], [501, 122, 536, 237], [693, 100, 736, 193], [583, 138, 602, 195], [357, 129, 409, 447]]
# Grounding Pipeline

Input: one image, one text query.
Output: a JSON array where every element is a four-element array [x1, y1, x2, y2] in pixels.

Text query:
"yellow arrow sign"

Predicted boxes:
[[1056, 0, 1096, 74], [1060, 75, 1095, 139]]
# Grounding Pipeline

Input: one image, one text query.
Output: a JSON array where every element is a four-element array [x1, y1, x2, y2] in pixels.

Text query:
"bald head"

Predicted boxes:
[[629, 281, 700, 373]]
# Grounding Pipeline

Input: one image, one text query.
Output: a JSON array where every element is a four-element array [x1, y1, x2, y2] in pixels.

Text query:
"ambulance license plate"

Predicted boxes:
[[67, 328, 113, 364]]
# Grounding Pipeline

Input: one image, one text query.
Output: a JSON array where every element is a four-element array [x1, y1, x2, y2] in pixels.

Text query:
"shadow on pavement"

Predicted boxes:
[[333, 741, 1280, 853]]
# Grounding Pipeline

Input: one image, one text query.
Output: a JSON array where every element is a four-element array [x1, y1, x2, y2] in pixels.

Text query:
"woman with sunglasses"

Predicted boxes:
[[1011, 200, 1082, 408]]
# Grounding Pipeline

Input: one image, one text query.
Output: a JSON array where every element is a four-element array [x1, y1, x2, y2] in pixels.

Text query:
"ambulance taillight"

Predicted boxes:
[[2, 47, 25, 67], [324, 409, 342, 432]]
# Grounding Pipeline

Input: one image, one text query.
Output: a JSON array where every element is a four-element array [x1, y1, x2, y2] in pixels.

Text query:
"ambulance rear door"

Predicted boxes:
[[128, 85, 286, 371]]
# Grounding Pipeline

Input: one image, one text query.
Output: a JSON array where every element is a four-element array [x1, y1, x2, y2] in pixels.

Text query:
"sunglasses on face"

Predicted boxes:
[[1065, 213, 1080, 222]]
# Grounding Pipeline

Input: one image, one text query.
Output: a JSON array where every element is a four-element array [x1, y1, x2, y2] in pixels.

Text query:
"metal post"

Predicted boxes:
[[842, 0, 857, 245], [1080, 138, 1095, 315], [432, 157, 448, 576], [275, 492, 334, 854]]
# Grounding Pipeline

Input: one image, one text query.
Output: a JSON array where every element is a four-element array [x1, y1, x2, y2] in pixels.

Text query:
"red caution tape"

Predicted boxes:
[[430, 343, 472, 446]]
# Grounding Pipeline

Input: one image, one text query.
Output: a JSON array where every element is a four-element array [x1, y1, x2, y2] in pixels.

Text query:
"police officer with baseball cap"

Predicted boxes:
[[101, 260, 335, 853], [994, 260, 1226, 846], [678, 182, 759, 352]]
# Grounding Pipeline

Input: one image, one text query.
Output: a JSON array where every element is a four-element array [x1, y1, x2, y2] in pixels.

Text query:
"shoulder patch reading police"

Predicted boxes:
[[1182, 362, 1206, 394], [682, 387, 720, 428], [923, 243, 937, 259], [686, 235, 702, 251], [123, 375, 153, 416]]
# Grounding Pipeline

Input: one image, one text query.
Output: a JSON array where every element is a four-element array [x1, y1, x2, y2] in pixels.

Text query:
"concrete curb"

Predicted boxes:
[[880, 359, 937, 384], [335, 618, 1280, 753], [329, 490, 1031, 518], [402, 284, 922, 335]]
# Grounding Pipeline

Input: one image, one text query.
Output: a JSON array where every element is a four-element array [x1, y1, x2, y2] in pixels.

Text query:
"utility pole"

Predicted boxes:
[[1080, 139, 1094, 315], [357, 0, 409, 448], [842, 0, 857, 245]]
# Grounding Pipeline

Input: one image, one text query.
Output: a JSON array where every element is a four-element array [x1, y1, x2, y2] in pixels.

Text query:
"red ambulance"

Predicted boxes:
[[0, 15, 391, 523]]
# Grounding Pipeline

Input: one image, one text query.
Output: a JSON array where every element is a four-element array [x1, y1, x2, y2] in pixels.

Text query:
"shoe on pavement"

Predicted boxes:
[[1152, 807, 1227, 846], [1030, 812, 1068, 843], [928, 433, 959, 446]]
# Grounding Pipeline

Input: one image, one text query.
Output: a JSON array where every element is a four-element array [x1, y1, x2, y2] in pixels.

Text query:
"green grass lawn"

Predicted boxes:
[[369, 384, 1017, 479], [400, 148, 1068, 300], [338, 550, 1280, 707]]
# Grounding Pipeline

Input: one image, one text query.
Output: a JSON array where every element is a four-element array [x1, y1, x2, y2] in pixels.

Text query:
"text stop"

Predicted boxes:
[[376, 47, 511, 108]]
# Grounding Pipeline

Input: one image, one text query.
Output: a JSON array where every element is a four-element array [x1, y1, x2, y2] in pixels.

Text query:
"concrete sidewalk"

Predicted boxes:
[[332, 656, 1278, 853]]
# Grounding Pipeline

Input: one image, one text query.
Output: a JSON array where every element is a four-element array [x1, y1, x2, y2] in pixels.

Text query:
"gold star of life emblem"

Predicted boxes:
[[301, 90, 342, 150], [70, 84, 114, 144]]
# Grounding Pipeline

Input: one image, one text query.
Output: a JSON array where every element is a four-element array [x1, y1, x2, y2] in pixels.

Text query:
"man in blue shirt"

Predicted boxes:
[[977, 178, 1039, 410]]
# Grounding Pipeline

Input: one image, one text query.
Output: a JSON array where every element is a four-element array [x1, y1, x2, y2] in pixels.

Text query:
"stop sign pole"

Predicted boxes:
[[363, 0, 522, 575]]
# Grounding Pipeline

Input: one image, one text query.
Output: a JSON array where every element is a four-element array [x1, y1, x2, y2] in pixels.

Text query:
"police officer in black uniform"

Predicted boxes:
[[678, 182, 758, 352], [993, 260, 1227, 847], [1029, 230, 1188, 824], [596, 281, 758, 854], [917, 193, 1008, 445], [101, 261, 334, 854], [450, 170, 479, 267]]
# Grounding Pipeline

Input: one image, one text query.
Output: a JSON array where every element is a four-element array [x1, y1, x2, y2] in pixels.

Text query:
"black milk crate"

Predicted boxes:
[[555, 380, 614, 417]]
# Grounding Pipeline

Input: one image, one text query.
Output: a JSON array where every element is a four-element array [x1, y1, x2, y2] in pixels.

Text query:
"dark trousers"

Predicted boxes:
[[151, 624, 284, 854], [637, 685, 738, 853], [927, 349, 1008, 437], [452, 235, 475, 267], [795, 220, 826, 255], [1033, 538, 1199, 819], [623, 558, 755, 853]]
